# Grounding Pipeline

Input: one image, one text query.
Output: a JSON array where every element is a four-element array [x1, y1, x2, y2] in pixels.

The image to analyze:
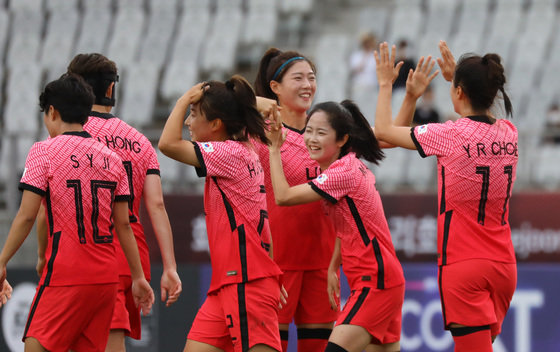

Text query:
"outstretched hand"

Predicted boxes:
[[160, 269, 182, 307], [437, 40, 456, 82], [0, 280, 12, 308], [406, 56, 439, 99], [374, 42, 398, 87], [327, 269, 340, 311]]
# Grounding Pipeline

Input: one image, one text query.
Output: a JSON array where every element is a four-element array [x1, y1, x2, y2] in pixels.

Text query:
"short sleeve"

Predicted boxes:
[[411, 121, 456, 158], [114, 156, 131, 202], [19, 142, 50, 196], [194, 141, 243, 179], [309, 158, 353, 204], [145, 144, 160, 176]]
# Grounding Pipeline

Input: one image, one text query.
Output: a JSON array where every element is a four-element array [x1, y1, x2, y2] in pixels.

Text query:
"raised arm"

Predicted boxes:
[[267, 107, 322, 206], [143, 174, 182, 307], [374, 43, 428, 149], [158, 83, 205, 167]]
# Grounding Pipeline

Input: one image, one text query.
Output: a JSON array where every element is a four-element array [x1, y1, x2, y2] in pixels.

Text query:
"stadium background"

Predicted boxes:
[[0, 0, 559, 351]]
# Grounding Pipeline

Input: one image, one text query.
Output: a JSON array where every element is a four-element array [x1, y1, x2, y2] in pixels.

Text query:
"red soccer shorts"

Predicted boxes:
[[336, 284, 404, 345], [110, 275, 142, 339], [24, 283, 117, 352], [278, 269, 339, 325], [188, 276, 282, 352], [439, 259, 517, 336]]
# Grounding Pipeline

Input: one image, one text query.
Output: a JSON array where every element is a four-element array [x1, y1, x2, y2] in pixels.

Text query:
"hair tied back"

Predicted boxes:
[[225, 80, 235, 91]]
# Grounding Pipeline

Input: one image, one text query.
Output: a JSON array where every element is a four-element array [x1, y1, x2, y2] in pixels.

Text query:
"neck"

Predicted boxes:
[[92, 104, 112, 113], [51, 122, 84, 137], [280, 108, 307, 131], [319, 152, 342, 171]]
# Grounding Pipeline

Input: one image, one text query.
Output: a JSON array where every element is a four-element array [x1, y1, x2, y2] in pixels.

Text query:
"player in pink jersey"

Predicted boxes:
[[265, 54, 438, 352], [374, 41, 517, 352], [63, 53, 182, 351], [253, 47, 432, 352], [159, 75, 284, 352], [0, 74, 154, 352]]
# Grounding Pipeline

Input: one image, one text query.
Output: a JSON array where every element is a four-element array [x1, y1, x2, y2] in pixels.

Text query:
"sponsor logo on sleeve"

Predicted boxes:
[[317, 174, 328, 184], [418, 125, 428, 135]]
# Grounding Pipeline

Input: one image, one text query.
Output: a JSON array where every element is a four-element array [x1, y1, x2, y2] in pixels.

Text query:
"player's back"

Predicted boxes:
[[84, 112, 158, 278], [21, 131, 129, 287]]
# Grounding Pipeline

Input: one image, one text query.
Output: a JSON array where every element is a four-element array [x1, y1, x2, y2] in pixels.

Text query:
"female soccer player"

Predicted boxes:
[[158, 76, 283, 352], [374, 41, 518, 352], [0, 73, 154, 352], [253, 48, 338, 352], [253, 48, 434, 352]]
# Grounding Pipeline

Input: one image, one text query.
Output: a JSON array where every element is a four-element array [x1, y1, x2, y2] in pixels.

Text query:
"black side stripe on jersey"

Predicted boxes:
[[46, 188, 54, 236], [441, 211, 453, 266], [371, 238, 385, 289], [410, 128, 427, 158], [23, 285, 46, 340], [502, 165, 513, 225], [438, 265, 448, 328], [192, 142, 207, 177], [440, 166, 446, 215], [237, 283, 250, 352], [237, 224, 249, 282], [213, 177, 237, 232], [345, 196, 370, 246], [257, 210, 268, 235], [259, 185, 266, 193], [146, 168, 160, 176], [342, 287, 370, 324], [309, 182, 337, 204], [18, 183, 46, 197], [43, 231, 61, 286]]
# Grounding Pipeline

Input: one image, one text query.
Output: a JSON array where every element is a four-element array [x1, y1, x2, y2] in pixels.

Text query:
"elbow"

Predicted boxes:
[[274, 195, 290, 206], [158, 139, 170, 155], [373, 127, 390, 143]]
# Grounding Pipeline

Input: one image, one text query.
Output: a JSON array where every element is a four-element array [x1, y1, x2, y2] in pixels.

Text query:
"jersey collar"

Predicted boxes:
[[282, 123, 305, 134], [466, 115, 495, 124], [62, 131, 92, 138], [89, 110, 115, 120]]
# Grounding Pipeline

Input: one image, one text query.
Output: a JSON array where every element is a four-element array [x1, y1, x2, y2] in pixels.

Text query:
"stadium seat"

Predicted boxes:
[[160, 61, 199, 102], [138, 7, 178, 65], [74, 5, 113, 55], [388, 1, 423, 44], [417, 0, 457, 57], [106, 6, 146, 69], [40, 9, 80, 69], [5, 10, 42, 68], [3, 65, 42, 133], [118, 63, 160, 128], [369, 147, 409, 192]]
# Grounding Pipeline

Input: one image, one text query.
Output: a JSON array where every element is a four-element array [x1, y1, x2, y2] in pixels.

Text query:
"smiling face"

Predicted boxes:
[[304, 111, 347, 169], [185, 103, 215, 142], [272, 60, 317, 114]]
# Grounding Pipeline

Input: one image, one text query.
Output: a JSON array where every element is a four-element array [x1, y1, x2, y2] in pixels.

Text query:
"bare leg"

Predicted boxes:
[[24, 337, 47, 352], [184, 339, 225, 352], [105, 329, 126, 352]]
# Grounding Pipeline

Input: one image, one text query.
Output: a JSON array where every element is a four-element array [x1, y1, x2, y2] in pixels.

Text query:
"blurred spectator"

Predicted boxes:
[[413, 85, 440, 126], [349, 32, 378, 123], [393, 39, 416, 91], [542, 102, 560, 144]]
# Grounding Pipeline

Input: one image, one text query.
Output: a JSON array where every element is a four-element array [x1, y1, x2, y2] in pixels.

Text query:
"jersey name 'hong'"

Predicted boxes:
[[84, 112, 160, 280]]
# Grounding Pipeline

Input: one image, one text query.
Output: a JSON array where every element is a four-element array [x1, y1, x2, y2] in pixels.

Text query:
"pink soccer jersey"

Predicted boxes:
[[411, 116, 518, 266], [84, 112, 159, 280], [19, 131, 130, 286], [193, 140, 282, 294], [309, 153, 404, 290], [254, 125, 336, 271]]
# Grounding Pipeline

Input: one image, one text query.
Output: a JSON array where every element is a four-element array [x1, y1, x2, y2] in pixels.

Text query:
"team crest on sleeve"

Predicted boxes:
[[201, 142, 214, 152], [418, 124, 428, 135], [317, 174, 328, 184]]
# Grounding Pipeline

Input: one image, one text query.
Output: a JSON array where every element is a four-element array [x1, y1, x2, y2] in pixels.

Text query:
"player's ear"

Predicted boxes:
[[106, 82, 114, 99], [336, 134, 349, 148], [210, 118, 223, 132], [270, 80, 280, 96]]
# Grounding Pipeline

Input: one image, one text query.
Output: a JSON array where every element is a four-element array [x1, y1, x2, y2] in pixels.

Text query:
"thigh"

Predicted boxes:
[[188, 295, 233, 352], [294, 269, 339, 325], [220, 278, 282, 352], [328, 324, 372, 352]]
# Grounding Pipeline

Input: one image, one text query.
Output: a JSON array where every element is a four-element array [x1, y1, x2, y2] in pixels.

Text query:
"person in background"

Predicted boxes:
[[412, 85, 441, 126]]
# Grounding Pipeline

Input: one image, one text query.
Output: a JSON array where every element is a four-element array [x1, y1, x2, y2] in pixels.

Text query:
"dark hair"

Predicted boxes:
[[254, 47, 316, 101], [454, 53, 513, 117], [307, 100, 384, 165], [39, 73, 95, 125], [67, 53, 119, 106], [199, 75, 269, 145]]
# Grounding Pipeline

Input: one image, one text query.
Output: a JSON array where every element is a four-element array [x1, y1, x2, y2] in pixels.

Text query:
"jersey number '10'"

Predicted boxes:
[[67, 179, 117, 244]]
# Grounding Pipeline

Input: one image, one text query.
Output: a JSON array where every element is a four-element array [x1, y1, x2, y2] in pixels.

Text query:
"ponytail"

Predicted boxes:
[[308, 100, 384, 165], [199, 75, 270, 145]]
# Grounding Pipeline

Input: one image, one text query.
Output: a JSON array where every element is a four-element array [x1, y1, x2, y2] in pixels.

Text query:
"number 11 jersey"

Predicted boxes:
[[411, 116, 518, 266]]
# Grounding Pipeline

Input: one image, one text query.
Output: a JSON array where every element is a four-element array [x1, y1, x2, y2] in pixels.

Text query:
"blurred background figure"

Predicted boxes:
[[393, 39, 416, 91], [542, 102, 560, 144], [349, 32, 378, 123], [412, 85, 441, 126]]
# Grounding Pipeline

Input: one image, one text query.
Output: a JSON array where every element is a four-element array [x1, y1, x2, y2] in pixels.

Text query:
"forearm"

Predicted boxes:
[[269, 148, 293, 206], [148, 205, 177, 271], [0, 212, 36, 266], [393, 92, 418, 127], [374, 82, 394, 140], [114, 202, 145, 280]]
